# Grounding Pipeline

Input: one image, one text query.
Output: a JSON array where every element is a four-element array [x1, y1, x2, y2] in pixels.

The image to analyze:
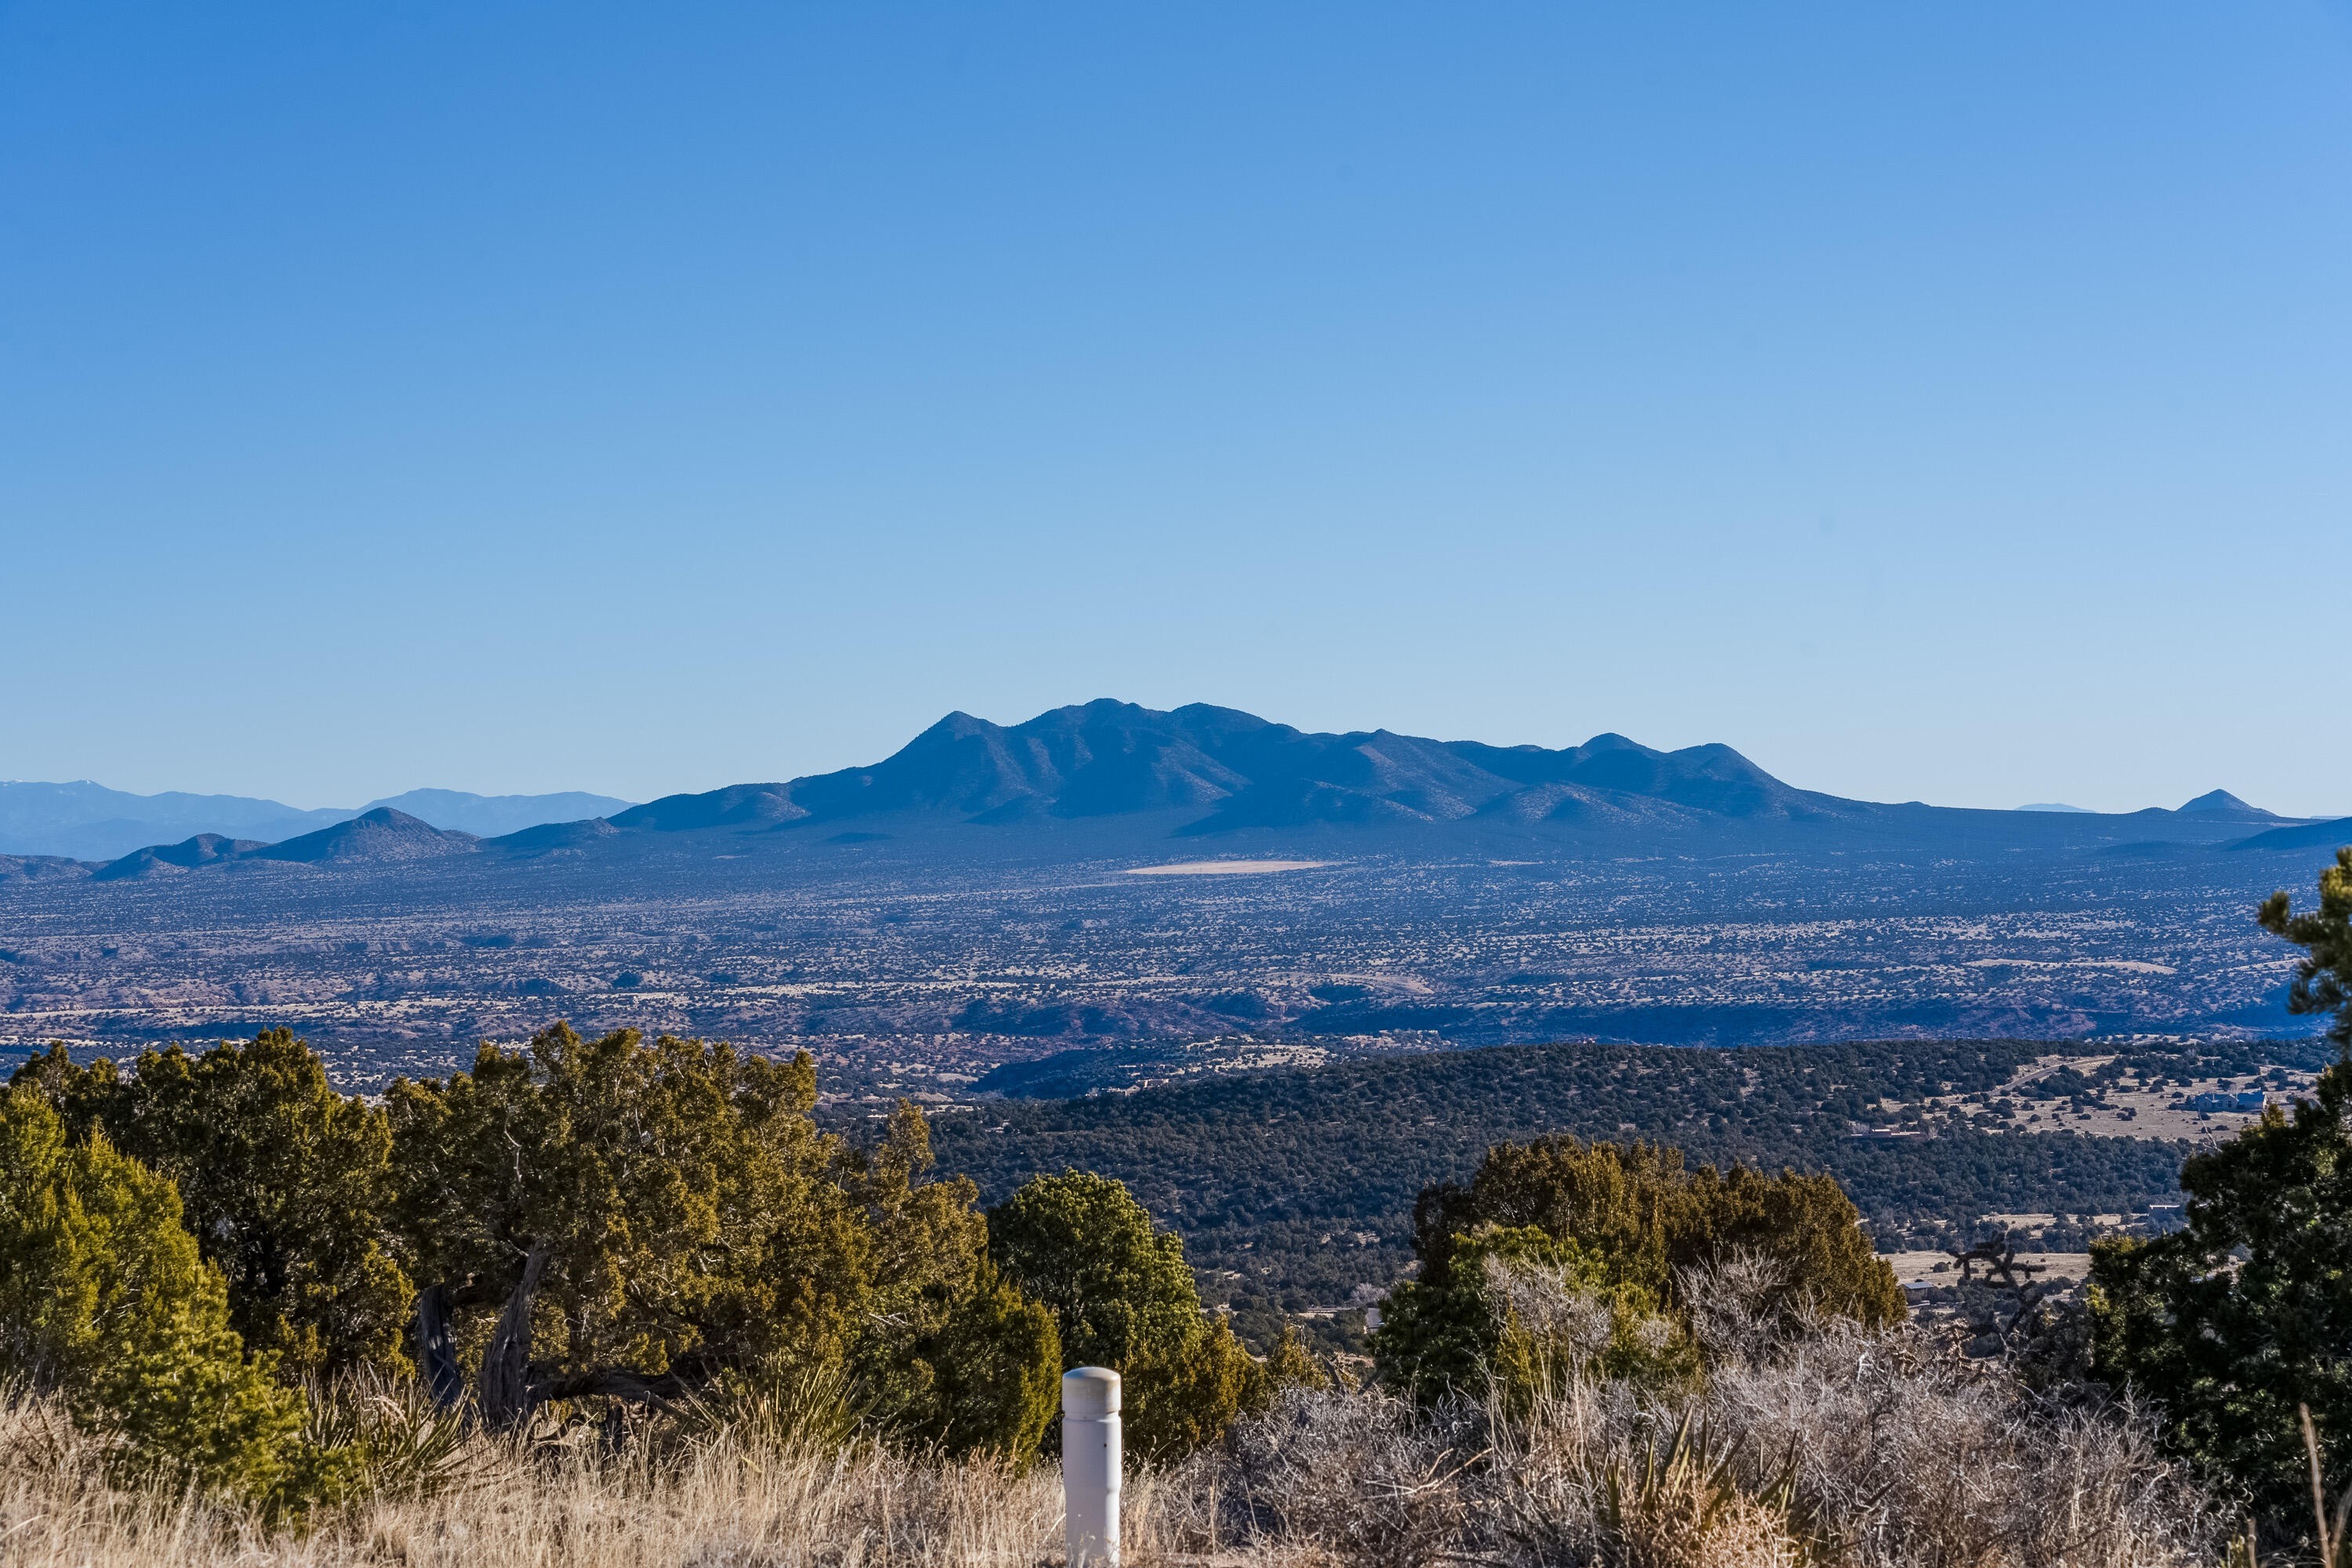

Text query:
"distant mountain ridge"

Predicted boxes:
[[608, 700, 2307, 843], [5, 701, 2334, 885], [2229, 815, 2352, 855], [256, 808, 480, 865], [91, 833, 267, 882], [610, 701, 1850, 838], [361, 789, 635, 838], [0, 781, 631, 859], [79, 810, 480, 880], [0, 782, 345, 861]]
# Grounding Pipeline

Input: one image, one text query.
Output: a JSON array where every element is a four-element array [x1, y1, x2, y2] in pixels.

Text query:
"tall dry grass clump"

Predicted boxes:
[[0, 1257, 2223, 1567], [0, 1381, 1104, 1568], [1163, 1255, 2222, 1568]]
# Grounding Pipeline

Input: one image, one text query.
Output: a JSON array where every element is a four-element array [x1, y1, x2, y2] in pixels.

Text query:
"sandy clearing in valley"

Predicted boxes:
[[1124, 860, 1332, 877], [1882, 1250, 2092, 1288], [1922, 1054, 2317, 1142]]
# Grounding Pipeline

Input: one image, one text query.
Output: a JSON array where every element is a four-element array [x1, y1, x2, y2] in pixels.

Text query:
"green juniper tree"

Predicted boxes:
[[0, 1088, 345, 1508], [11, 1030, 412, 1377], [1374, 1134, 1900, 1401], [385, 1022, 1059, 1458], [2092, 848, 2352, 1543], [987, 1169, 1269, 1459], [986, 1169, 1203, 1370], [1262, 1323, 1330, 1392], [1372, 1223, 1694, 1405], [886, 1258, 1063, 1461], [1403, 1134, 1901, 1318]]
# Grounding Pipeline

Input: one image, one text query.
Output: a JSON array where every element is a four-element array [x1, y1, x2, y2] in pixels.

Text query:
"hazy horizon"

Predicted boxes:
[[2, 700, 2333, 824], [6, 5, 2348, 814]]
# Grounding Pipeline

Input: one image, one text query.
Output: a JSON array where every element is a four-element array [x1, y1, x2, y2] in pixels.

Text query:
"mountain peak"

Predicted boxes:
[[590, 702, 1831, 839], [362, 788, 635, 837], [93, 832, 269, 880], [19, 702, 2307, 873], [2176, 789, 2275, 819], [253, 807, 480, 864]]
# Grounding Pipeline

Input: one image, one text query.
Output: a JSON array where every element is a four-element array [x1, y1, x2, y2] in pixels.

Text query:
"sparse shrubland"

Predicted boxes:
[[0, 1250, 2220, 1566], [0, 1022, 1280, 1533], [2090, 848, 2352, 1555], [1171, 1258, 2218, 1567], [924, 1032, 2219, 1345], [15, 855, 2352, 1560]]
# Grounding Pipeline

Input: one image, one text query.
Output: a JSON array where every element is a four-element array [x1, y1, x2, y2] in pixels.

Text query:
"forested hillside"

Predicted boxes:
[[921, 1035, 2288, 1348]]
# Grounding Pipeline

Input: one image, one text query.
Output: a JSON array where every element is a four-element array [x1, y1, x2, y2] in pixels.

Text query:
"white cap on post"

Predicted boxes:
[[1062, 1367, 1121, 1567]]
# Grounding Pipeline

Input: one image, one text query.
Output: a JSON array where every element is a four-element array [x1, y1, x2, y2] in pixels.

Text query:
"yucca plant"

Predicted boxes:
[[303, 1368, 477, 1501], [1598, 1410, 1813, 1568], [667, 1354, 867, 1461]]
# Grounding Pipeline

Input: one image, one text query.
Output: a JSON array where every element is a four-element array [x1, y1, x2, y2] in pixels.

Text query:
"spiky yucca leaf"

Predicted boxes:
[[1599, 1410, 1812, 1568], [303, 1370, 475, 1501], [670, 1356, 866, 1461]]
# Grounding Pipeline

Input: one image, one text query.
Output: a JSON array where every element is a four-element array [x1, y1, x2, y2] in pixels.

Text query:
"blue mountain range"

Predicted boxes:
[[5, 700, 2336, 880]]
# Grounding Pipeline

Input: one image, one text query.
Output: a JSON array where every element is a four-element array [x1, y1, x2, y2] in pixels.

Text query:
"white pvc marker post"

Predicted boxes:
[[1062, 1367, 1121, 1567]]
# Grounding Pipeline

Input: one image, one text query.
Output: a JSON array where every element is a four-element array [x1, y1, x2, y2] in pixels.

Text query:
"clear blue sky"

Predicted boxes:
[[5, 3, 2348, 815]]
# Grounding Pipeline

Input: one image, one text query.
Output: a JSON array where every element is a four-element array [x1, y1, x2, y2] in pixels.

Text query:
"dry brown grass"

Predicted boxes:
[[1168, 1360, 2216, 1567], [0, 1258, 2223, 1568], [0, 1390, 1249, 1568], [1149, 1258, 2222, 1568]]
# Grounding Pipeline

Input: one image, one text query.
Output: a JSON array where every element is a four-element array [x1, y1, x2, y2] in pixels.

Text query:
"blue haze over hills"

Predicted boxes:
[[0, 782, 633, 861], [4, 4, 2348, 1109], [584, 701, 2306, 851], [2, 702, 2336, 880], [2, 701, 2343, 1078]]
